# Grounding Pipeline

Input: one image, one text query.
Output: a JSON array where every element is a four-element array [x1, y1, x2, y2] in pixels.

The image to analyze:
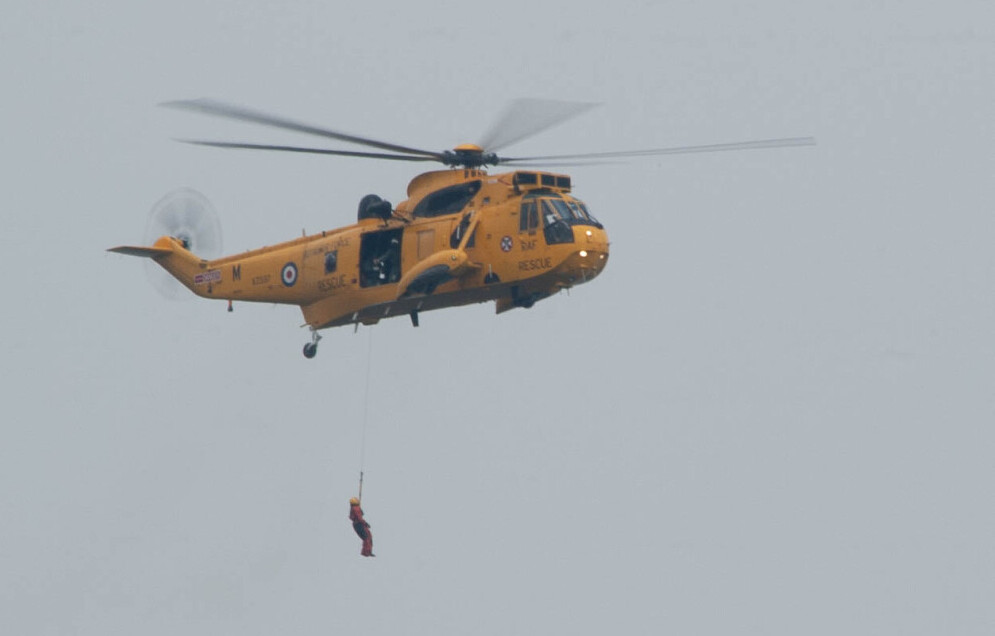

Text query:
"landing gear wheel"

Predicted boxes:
[[302, 328, 322, 359]]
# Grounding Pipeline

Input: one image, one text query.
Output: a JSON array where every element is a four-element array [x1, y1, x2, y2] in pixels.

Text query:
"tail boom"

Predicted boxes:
[[108, 236, 215, 298]]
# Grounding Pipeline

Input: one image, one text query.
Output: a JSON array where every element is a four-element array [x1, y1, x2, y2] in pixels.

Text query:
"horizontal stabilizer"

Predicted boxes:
[[107, 245, 173, 258]]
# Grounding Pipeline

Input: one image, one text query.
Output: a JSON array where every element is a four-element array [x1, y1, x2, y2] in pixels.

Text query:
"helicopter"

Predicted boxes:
[[109, 99, 814, 358]]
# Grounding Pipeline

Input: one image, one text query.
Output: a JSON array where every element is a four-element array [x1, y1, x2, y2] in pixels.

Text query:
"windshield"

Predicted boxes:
[[538, 197, 602, 229], [575, 202, 599, 225]]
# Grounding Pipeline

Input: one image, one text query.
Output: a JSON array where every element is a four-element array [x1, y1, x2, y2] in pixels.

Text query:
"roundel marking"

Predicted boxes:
[[281, 262, 299, 287], [500, 235, 513, 252]]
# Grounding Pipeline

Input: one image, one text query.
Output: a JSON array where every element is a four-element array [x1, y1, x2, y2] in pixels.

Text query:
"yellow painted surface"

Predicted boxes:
[[111, 168, 610, 331]]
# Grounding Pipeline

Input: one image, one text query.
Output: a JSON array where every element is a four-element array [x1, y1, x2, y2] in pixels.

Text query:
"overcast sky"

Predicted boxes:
[[2, 1, 994, 634]]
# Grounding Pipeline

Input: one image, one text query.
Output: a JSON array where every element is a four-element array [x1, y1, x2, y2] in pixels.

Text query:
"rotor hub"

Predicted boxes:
[[442, 144, 499, 169]]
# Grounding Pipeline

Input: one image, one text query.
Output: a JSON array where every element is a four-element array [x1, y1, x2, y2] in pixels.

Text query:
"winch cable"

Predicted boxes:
[[357, 326, 374, 502]]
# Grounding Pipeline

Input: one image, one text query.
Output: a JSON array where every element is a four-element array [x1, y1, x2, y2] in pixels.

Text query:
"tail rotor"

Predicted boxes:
[[143, 188, 222, 299]]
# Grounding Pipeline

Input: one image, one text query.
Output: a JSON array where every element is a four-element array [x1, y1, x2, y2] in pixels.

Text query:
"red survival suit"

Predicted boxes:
[[349, 498, 374, 557]]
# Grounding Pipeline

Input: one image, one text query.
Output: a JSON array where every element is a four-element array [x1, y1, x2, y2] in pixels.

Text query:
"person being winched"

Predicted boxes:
[[349, 497, 374, 557]]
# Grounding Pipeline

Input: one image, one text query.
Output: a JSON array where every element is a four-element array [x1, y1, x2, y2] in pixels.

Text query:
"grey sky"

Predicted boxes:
[[2, 1, 994, 634]]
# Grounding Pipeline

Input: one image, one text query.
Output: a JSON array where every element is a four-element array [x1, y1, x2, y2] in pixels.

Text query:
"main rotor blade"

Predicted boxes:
[[162, 99, 444, 160], [498, 160, 620, 168], [501, 137, 816, 163], [478, 99, 600, 153], [178, 140, 441, 162]]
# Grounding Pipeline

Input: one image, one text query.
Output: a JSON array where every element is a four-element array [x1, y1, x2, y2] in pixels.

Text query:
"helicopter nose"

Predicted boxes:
[[580, 226, 609, 254], [572, 226, 609, 278]]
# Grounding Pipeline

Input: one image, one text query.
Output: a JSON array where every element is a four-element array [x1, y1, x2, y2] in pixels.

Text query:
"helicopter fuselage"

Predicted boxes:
[[141, 168, 609, 330]]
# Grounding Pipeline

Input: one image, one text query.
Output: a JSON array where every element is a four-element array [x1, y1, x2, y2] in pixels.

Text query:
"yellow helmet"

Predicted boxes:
[[349, 497, 360, 505]]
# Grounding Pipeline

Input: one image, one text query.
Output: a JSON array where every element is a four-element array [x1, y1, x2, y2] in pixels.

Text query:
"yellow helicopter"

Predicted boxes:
[[110, 99, 813, 358]]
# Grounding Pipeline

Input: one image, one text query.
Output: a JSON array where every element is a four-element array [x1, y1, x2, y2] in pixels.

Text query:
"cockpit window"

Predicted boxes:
[[524, 192, 601, 234], [566, 201, 589, 221], [520, 200, 539, 232], [536, 198, 600, 227], [541, 200, 560, 226], [550, 199, 578, 220], [542, 200, 574, 245], [578, 202, 599, 225]]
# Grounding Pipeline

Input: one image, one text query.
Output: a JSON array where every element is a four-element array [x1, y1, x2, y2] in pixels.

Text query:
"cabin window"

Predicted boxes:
[[412, 181, 481, 218], [324, 250, 338, 274]]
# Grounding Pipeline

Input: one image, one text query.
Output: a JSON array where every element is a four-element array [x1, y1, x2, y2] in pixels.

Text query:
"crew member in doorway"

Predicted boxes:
[[373, 237, 400, 282], [349, 497, 374, 557]]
